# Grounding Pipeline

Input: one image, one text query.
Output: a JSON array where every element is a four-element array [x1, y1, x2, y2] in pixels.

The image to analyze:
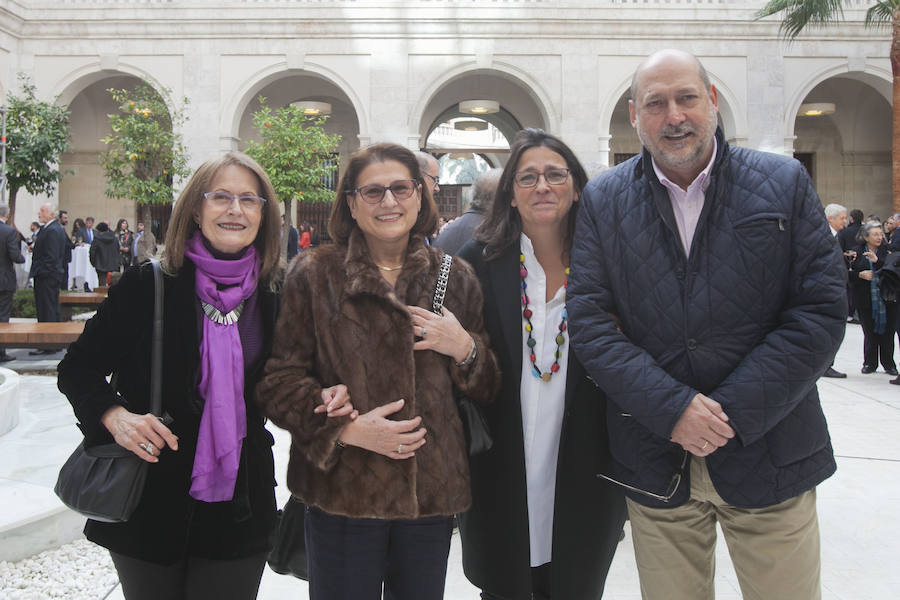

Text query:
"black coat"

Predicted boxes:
[[57, 261, 279, 564], [30, 219, 69, 285], [89, 230, 123, 273], [848, 243, 888, 313], [457, 241, 626, 600], [0, 222, 25, 292]]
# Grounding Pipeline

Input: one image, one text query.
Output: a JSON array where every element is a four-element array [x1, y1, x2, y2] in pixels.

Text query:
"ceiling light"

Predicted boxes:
[[293, 101, 332, 116], [454, 120, 488, 132], [459, 100, 499, 115], [798, 103, 835, 117]]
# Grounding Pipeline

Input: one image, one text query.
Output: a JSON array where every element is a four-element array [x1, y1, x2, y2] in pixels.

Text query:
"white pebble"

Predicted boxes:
[[0, 540, 117, 600]]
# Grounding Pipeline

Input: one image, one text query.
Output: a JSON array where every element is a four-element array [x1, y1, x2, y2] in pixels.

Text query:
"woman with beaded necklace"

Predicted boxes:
[[458, 129, 626, 600]]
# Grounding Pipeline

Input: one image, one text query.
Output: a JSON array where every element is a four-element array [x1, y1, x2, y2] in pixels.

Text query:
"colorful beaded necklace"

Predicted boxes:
[[520, 253, 568, 382]]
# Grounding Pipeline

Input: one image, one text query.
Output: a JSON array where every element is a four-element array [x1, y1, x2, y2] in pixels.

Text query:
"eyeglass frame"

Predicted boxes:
[[513, 168, 571, 188], [422, 172, 440, 187], [348, 179, 420, 205], [202, 191, 268, 210], [596, 450, 688, 503]]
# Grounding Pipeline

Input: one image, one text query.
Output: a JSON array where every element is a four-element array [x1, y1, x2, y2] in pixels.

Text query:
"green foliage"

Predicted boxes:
[[100, 83, 190, 206], [245, 97, 341, 206], [3, 74, 71, 222], [12, 289, 35, 319], [756, 0, 894, 40]]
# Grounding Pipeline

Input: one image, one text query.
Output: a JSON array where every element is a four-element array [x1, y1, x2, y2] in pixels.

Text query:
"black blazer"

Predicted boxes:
[[849, 243, 888, 312], [456, 241, 626, 600], [57, 260, 279, 564], [0, 222, 25, 292], [30, 220, 69, 284]]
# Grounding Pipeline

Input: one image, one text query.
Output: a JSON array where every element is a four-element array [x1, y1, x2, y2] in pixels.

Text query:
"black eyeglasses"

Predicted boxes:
[[203, 191, 267, 210], [423, 172, 440, 187], [596, 450, 688, 503], [514, 168, 570, 188], [350, 179, 419, 204]]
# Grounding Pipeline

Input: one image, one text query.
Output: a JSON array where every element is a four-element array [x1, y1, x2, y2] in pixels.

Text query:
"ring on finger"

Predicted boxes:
[[140, 442, 155, 455], [421, 328, 427, 339], [397, 444, 403, 454], [701, 440, 709, 451]]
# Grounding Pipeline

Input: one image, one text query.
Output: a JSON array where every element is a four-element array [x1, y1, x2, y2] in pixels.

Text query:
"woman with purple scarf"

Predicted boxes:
[[58, 152, 289, 599]]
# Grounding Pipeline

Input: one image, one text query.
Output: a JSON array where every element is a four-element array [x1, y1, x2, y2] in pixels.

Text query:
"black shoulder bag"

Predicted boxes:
[[433, 253, 493, 456], [54, 258, 164, 523]]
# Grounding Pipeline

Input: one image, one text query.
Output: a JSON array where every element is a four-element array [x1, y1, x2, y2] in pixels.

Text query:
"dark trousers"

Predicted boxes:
[[0, 289, 13, 356], [481, 563, 552, 600], [305, 505, 453, 600], [109, 550, 267, 600], [33, 276, 60, 322], [858, 300, 897, 370]]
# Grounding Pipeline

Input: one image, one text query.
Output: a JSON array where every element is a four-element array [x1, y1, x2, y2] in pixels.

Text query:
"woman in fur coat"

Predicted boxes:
[[257, 143, 499, 600]]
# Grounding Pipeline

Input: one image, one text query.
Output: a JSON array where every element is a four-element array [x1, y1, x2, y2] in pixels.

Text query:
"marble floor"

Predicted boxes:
[[1, 321, 898, 599]]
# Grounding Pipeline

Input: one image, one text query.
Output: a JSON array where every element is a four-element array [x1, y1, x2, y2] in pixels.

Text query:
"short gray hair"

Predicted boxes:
[[468, 168, 502, 213], [823, 203, 847, 219], [0, 205, 9, 219], [413, 151, 438, 174], [858, 221, 884, 244]]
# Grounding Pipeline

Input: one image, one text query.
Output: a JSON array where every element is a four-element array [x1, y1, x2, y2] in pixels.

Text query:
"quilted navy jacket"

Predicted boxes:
[[568, 129, 846, 509]]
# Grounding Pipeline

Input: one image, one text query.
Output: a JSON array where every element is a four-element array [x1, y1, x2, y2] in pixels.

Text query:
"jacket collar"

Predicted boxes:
[[342, 228, 435, 311], [634, 126, 728, 183]]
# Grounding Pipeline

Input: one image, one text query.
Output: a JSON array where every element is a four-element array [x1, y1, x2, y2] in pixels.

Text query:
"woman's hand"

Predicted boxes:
[[337, 398, 426, 460], [408, 305, 473, 363], [313, 384, 359, 420], [860, 269, 874, 281], [864, 249, 878, 262], [101, 405, 178, 463]]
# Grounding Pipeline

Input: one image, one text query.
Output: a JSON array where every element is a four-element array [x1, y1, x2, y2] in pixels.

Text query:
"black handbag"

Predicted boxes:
[[433, 253, 493, 456], [266, 496, 309, 580], [54, 258, 164, 523]]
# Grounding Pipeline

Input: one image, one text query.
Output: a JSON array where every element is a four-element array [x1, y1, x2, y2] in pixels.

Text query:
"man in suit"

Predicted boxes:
[[0, 204, 25, 362], [434, 168, 501, 255], [29, 203, 69, 354], [823, 203, 849, 378]]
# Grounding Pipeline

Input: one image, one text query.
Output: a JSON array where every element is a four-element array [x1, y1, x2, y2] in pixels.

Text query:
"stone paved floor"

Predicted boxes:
[[1, 321, 898, 598]]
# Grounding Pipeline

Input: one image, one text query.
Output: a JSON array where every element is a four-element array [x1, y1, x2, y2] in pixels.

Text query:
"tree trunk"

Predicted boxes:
[[893, 13, 900, 212], [136, 203, 157, 263], [7, 186, 18, 231], [282, 196, 292, 261]]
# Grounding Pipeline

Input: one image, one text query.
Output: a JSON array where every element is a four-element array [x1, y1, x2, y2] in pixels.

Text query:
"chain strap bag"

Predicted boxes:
[[433, 253, 493, 456], [54, 259, 164, 523]]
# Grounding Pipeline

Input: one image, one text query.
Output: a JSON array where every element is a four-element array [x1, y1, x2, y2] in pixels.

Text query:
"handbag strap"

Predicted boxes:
[[149, 258, 163, 417], [432, 253, 452, 314]]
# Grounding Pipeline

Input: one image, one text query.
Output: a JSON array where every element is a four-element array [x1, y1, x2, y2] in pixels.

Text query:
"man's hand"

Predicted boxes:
[[670, 393, 735, 457]]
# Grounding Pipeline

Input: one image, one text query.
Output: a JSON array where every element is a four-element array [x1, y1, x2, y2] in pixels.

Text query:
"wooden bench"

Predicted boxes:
[[59, 292, 107, 321], [0, 322, 86, 350]]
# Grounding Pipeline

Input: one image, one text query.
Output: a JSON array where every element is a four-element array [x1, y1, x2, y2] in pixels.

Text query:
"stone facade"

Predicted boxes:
[[0, 0, 891, 232]]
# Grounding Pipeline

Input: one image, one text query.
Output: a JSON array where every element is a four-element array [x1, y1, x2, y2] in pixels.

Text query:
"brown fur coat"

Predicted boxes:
[[257, 229, 499, 519]]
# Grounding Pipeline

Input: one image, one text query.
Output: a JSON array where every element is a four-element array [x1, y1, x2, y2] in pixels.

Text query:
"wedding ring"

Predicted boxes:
[[397, 444, 403, 454], [701, 440, 709, 451], [140, 442, 154, 455], [421, 328, 427, 339]]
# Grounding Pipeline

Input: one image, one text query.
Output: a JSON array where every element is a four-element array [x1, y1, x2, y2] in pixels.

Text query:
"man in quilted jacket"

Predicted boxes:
[[568, 50, 846, 600]]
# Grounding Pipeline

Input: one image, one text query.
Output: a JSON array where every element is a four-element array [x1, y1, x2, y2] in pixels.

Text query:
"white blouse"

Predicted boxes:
[[518, 233, 569, 567]]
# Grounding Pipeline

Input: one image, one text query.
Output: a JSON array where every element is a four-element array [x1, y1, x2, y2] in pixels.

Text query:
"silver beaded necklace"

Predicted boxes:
[[200, 300, 245, 326]]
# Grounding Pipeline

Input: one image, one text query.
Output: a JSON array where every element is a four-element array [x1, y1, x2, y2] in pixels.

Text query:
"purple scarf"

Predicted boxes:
[[184, 232, 259, 502]]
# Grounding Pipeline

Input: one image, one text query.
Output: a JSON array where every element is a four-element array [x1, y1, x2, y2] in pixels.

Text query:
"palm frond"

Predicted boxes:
[[755, 0, 847, 40], [865, 1, 896, 26]]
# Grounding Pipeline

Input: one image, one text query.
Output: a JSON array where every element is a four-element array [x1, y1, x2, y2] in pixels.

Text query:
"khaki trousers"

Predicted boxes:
[[627, 455, 822, 600]]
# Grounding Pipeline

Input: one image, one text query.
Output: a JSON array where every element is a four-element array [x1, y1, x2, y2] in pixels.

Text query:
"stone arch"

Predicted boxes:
[[784, 62, 891, 139], [410, 62, 558, 145], [222, 61, 367, 148], [52, 62, 170, 110]]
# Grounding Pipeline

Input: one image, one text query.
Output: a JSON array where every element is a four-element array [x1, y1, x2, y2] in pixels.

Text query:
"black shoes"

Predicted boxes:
[[891, 376, 900, 386], [861, 365, 876, 374], [28, 349, 56, 356], [823, 367, 847, 378], [886, 367, 899, 377]]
